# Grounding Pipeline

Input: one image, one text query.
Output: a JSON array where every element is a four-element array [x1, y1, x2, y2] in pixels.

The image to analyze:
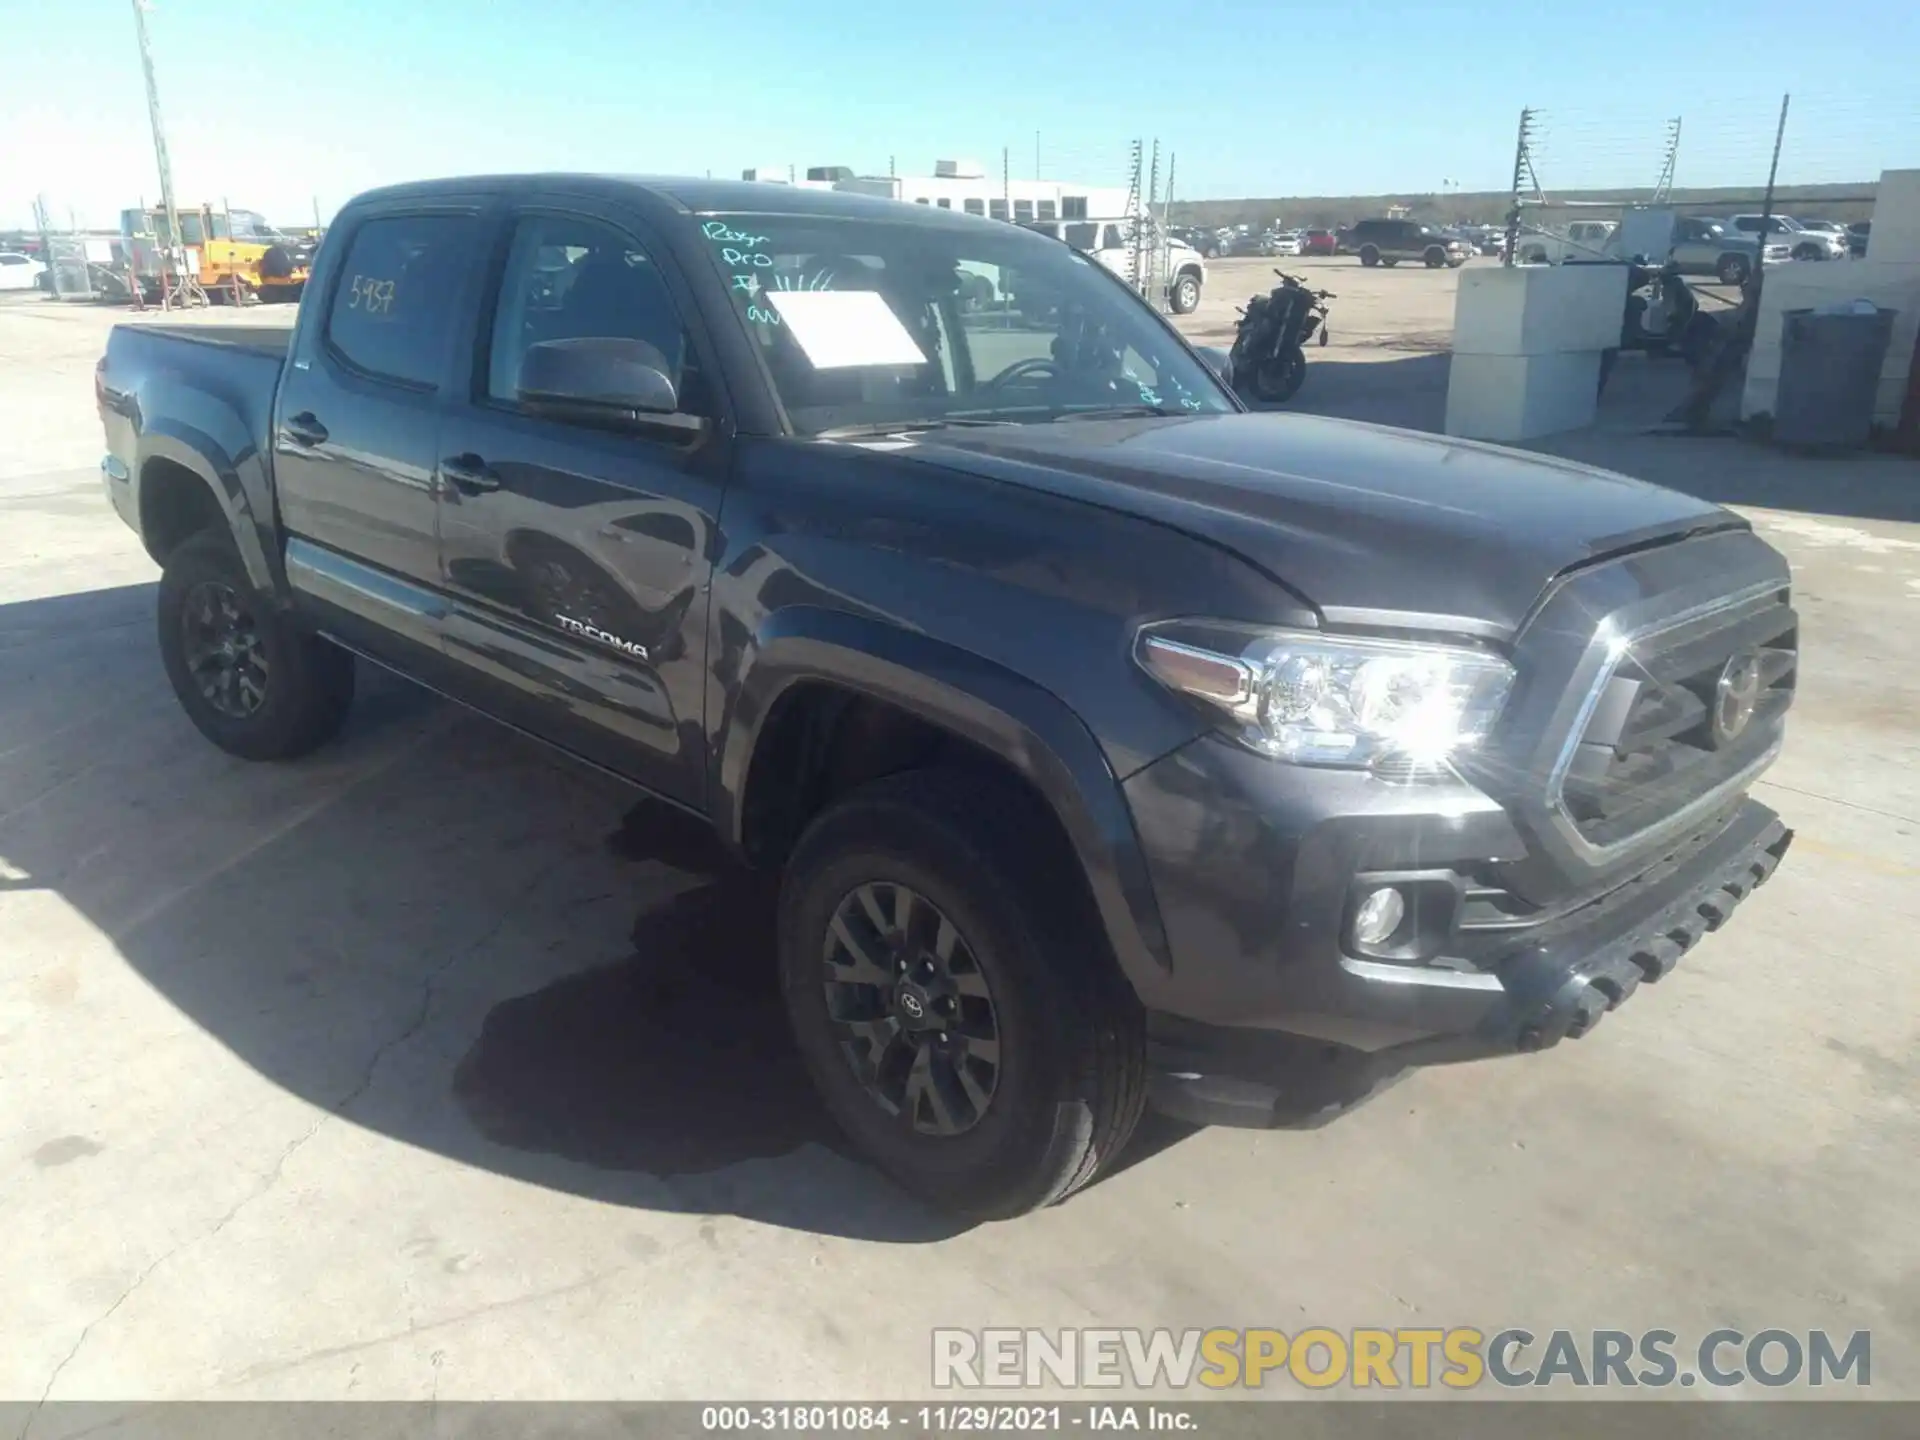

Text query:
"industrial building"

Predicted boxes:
[[741, 159, 1131, 224]]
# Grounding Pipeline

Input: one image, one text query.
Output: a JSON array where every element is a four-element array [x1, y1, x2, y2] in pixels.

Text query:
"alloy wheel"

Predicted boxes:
[[180, 580, 269, 718], [821, 880, 1001, 1136]]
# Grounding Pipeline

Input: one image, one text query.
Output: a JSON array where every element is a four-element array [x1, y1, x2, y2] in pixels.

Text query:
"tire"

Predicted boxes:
[[157, 529, 356, 761], [1791, 243, 1823, 262], [1716, 253, 1750, 287], [1359, 245, 1380, 267], [778, 769, 1146, 1219], [1252, 343, 1308, 403], [1424, 246, 1446, 269], [1170, 271, 1201, 314], [258, 244, 296, 281]]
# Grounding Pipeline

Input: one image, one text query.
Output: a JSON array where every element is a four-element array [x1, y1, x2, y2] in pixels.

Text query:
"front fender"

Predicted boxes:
[[715, 605, 1175, 991]]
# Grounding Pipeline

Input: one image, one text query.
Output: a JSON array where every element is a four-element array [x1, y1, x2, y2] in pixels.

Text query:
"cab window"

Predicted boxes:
[[483, 214, 708, 417], [325, 214, 480, 388]]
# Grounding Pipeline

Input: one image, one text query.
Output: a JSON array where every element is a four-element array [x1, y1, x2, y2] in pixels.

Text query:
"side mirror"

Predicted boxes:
[[516, 337, 703, 436], [1195, 345, 1235, 388]]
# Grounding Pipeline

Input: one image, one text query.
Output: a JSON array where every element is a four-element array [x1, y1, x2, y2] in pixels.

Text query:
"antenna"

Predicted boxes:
[[131, 0, 184, 307]]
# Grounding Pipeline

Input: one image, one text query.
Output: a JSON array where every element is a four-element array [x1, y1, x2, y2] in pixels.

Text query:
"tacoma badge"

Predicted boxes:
[[555, 614, 648, 661]]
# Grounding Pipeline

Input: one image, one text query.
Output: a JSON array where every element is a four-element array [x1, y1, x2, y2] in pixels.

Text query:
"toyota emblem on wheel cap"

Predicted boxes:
[[899, 992, 925, 1019], [1713, 651, 1764, 745]]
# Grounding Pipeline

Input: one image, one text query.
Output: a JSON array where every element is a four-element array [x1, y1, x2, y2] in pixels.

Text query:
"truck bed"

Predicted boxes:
[[134, 322, 294, 357], [99, 322, 291, 545]]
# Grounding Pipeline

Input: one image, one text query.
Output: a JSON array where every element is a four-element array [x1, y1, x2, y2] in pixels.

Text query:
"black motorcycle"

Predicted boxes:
[[1598, 256, 1719, 395], [1622, 258, 1713, 360], [1229, 270, 1333, 404]]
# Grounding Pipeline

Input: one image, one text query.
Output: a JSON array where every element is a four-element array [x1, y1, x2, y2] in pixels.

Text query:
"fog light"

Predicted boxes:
[[1353, 887, 1406, 947]]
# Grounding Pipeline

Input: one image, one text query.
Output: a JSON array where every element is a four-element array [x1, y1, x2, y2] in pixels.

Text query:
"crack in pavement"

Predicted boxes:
[[15, 852, 571, 1439], [1756, 777, 1920, 828]]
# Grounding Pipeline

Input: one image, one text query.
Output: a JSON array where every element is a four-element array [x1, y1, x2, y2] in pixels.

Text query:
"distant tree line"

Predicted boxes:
[[1170, 180, 1880, 231]]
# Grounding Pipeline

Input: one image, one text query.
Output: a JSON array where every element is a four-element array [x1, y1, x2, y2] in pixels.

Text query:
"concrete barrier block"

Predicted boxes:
[[1445, 351, 1604, 441], [1452, 264, 1627, 356], [1868, 169, 1920, 263]]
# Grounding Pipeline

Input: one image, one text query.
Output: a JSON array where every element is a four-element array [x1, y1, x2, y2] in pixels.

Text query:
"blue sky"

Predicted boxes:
[[2, 0, 1915, 230]]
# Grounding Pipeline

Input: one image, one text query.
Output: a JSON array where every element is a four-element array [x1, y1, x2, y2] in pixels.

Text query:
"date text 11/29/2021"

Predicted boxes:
[[701, 1406, 1194, 1432]]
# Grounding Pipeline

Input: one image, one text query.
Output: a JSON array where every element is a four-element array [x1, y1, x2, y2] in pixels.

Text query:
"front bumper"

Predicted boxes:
[[1123, 734, 1791, 1128]]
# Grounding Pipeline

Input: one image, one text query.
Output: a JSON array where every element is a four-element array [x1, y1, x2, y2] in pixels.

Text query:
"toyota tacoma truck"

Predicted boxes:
[[97, 176, 1796, 1218]]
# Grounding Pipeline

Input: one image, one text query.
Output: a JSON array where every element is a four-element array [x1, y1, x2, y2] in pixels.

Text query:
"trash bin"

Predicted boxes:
[[1773, 304, 1897, 448]]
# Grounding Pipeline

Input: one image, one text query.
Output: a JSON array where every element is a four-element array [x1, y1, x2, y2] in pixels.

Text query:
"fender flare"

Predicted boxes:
[[715, 605, 1175, 987], [136, 419, 279, 596]]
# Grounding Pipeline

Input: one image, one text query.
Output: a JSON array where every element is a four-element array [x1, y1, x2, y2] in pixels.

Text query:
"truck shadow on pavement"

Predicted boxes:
[[1, 582, 1191, 1244]]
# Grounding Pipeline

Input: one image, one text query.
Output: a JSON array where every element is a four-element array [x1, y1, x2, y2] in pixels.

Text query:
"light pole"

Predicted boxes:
[[131, 0, 182, 306]]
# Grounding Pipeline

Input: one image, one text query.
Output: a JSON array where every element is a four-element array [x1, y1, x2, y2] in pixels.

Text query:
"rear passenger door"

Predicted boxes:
[[432, 202, 730, 806], [275, 202, 489, 664]]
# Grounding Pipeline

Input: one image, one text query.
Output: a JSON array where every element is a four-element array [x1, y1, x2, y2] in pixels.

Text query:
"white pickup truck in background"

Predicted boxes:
[[1016, 219, 1207, 313], [1512, 220, 1619, 266]]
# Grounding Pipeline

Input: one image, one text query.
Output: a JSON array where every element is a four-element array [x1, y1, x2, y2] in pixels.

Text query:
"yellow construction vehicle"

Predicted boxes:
[[120, 203, 314, 303]]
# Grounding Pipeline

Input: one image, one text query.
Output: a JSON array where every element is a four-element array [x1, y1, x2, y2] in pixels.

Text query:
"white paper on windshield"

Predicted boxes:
[[764, 290, 929, 370]]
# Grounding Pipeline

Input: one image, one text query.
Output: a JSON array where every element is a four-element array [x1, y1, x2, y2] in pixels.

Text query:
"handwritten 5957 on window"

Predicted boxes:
[[348, 275, 396, 315]]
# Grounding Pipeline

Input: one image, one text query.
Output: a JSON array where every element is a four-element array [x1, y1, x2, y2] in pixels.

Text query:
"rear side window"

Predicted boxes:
[[325, 214, 479, 387]]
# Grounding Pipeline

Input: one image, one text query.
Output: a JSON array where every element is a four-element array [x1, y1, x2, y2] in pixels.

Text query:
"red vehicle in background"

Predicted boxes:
[[1301, 228, 1338, 256]]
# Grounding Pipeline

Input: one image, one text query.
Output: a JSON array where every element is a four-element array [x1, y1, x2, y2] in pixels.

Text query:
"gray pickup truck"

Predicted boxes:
[[1669, 217, 1791, 286], [97, 175, 1796, 1217]]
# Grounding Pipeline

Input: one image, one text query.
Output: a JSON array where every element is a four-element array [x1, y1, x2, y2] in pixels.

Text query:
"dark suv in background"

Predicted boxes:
[[1342, 218, 1473, 269]]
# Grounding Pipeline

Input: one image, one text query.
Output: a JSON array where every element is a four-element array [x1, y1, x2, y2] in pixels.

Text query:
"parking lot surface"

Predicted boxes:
[[4, 284, 1917, 1407]]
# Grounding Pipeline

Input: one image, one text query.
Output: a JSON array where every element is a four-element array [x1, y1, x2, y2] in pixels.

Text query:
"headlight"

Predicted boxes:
[[1135, 622, 1514, 770]]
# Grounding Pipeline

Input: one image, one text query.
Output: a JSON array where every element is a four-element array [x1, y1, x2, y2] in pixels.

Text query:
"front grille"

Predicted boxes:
[[1556, 596, 1796, 850]]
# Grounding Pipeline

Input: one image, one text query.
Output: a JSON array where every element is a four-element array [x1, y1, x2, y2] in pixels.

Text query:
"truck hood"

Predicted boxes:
[[896, 412, 1739, 637]]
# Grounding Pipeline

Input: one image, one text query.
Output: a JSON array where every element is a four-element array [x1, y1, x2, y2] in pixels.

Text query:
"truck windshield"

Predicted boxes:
[[693, 212, 1232, 435]]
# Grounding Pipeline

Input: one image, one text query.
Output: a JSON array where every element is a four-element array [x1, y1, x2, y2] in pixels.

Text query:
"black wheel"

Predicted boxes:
[[157, 529, 355, 761], [1791, 242, 1823, 262], [1169, 272, 1201, 314], [1359, 245, 1380, 267], [1252, 343, 1307, 403], [1424, 246, 1446, 268], [258, 244, 296, 281], [1716, 253, 1750, 287], [778, 770, 1145, 1218]]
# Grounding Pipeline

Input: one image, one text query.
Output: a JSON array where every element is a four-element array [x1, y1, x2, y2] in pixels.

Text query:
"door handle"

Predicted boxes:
[[283, 411, 329, 447], [440, 452, 501, 495]]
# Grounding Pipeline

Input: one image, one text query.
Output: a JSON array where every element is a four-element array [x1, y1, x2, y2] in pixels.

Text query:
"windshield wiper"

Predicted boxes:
[[813, 417, 1024, 439], [1047, 403, 1188, 422]]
